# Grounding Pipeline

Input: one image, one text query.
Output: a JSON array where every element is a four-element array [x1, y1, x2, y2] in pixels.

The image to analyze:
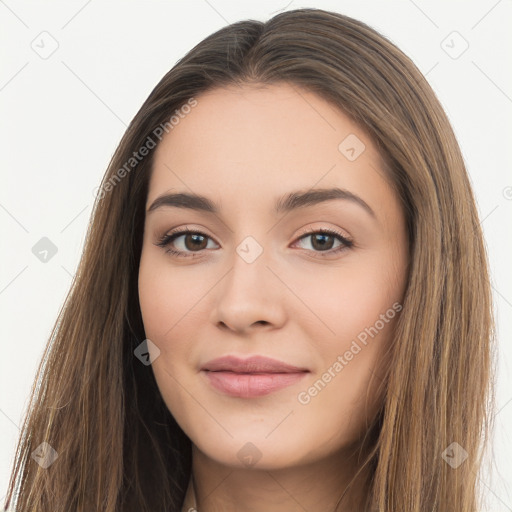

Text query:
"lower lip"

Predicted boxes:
[[202, 370, 308, 397]]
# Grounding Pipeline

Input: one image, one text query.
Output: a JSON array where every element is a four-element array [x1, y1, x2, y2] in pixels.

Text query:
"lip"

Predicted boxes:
[[201, 355, 308, 373], [201, 355, 309, 398]]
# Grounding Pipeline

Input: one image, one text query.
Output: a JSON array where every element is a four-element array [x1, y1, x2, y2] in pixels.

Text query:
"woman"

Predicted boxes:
[[3, 8, 494, 512]]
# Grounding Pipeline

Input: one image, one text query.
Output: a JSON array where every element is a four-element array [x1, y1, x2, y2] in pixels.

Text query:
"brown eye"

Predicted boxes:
[[183, 233, 208, 251], [309, 233, 336, 251], [294, 228, 354, 256], [155, 229, 219, 258]]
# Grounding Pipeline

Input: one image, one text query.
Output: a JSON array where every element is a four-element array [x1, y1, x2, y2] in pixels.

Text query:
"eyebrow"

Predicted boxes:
[[147, 187, 376, 218]]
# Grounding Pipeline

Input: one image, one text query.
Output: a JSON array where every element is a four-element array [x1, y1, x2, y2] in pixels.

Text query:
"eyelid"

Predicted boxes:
[[295, 225, 353, 243], [158, 225, 217, 241]]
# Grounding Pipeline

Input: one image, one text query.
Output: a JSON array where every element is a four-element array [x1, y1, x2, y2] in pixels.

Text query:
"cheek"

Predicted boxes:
[[295, 306, 398, 453], [287, 254, 403, 348], [138, 255, 201, 434], [289, 257, 402, 433], [138, 260, 202, 399], [138, 251, 211, 339]]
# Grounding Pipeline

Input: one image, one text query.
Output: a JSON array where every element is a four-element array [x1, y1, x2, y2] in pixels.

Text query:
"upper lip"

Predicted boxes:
[[201, 355, 309, 374]]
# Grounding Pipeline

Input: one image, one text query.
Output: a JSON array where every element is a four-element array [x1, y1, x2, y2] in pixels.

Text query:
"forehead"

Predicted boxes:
[[148, 83, 393, 217]]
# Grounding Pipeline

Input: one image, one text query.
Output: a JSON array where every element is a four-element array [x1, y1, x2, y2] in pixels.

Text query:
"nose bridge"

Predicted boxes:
[[211, 233, 286, 331], [224, 234, 271, 301]]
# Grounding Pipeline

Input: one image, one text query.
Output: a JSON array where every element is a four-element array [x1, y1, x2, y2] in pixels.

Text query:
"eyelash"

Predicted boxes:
[[155, 226, 354, 259]]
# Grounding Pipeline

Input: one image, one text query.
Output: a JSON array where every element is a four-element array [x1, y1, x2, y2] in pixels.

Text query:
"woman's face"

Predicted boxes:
[[138, 83, 408, 470]]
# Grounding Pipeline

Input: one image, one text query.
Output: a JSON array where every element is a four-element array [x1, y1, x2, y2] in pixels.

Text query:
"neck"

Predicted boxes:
[[181, 443, 372, 512]]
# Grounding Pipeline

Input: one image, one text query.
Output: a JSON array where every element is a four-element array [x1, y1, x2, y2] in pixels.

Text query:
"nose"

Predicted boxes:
[[210, 245, 287, 335]]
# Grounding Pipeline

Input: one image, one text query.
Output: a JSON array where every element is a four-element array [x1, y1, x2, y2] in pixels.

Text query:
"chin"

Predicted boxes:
[[193, 433, 317, 471]]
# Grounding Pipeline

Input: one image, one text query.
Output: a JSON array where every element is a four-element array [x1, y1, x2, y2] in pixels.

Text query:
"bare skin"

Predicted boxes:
[[138, 82, 409, 512]]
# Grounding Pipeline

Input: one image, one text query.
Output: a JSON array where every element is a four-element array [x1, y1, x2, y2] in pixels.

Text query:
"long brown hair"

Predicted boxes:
[[3, 8, 494, 511]]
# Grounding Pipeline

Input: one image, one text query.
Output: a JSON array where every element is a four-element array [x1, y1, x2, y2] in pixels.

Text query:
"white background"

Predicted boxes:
[[0, 1, 511, 510]]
